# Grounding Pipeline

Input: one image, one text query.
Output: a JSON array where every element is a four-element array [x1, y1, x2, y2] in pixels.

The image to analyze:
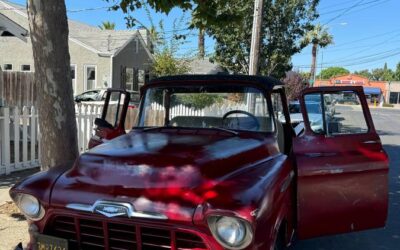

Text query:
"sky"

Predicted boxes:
[[6, 0, 400, 74]]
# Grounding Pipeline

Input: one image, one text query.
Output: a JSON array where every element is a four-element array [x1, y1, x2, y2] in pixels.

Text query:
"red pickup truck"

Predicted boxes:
[[10, 75, 388, 250]]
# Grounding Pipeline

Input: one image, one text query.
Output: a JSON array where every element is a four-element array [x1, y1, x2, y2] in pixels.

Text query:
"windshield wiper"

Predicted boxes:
[[210, 127, 239, 136], [140, 126, 239, 136], [141, 126, 166, 132]]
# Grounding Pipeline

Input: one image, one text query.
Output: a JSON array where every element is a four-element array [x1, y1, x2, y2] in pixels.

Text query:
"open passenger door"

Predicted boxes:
[[88, 89, 130, 149], [293, 86, 389, 239]]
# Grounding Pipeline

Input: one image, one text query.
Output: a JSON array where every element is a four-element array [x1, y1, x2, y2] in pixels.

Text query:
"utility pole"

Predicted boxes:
[[198, 27, 205, 59], [249, 0, 264, 75]]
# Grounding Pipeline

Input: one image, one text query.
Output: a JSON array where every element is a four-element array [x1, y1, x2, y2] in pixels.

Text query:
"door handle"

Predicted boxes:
[[304, 152, 337, 158]]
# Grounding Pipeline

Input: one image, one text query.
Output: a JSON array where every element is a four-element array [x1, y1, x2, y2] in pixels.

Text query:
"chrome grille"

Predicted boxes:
[[46, 216, 207, 250]]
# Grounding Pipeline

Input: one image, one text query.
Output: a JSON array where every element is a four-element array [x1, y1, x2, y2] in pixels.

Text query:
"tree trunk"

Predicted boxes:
[[310, 43, 317, 87], [198, 27, 205, 59], [27, 0, 78, 170]]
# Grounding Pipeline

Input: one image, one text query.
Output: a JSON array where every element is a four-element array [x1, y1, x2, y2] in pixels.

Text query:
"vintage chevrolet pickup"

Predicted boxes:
[[10, 75, 389, 250]]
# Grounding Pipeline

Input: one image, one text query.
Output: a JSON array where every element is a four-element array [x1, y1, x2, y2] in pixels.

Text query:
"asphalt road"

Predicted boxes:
[[291, 107, 400, 250]]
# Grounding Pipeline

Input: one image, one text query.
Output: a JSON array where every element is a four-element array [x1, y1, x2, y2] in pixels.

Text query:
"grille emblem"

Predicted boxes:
[[94, 203, 129, 218], [66, 200, 168, 220]]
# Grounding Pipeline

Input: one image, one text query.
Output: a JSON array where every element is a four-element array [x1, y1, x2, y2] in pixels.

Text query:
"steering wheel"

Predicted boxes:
[[222, 110, 260, 131]]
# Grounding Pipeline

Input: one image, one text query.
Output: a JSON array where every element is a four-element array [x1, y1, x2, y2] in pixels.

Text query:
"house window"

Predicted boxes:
[[21, 65, 31, 71], [84, 65, 96, 91], [70, 65, 77, 94], [3, 64, 12, 71]]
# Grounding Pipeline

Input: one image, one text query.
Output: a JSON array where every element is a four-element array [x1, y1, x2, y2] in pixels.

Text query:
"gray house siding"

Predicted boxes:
[[0, 36, 34, 71], [112, 37, 153, 90], [68, 41, 111, 94], [0, 1, 153, 96]]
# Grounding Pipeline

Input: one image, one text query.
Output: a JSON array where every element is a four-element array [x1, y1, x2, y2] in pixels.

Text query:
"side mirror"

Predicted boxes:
[[94, 118, 113, 129]]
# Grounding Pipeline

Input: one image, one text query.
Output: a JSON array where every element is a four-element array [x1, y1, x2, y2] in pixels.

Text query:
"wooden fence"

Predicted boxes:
[[0, 71, 36, 107]]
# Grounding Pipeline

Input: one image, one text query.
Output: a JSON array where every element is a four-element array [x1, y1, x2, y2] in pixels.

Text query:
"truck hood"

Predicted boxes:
[[51, 130, 279, 222]]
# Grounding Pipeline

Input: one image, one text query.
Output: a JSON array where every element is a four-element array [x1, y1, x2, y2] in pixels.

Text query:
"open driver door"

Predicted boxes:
[[88, 89, 130, 149], [293, 86, 389, 239]]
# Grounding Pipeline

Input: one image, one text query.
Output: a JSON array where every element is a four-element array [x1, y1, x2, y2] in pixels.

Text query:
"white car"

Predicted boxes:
[[280, 101, 323, 132]]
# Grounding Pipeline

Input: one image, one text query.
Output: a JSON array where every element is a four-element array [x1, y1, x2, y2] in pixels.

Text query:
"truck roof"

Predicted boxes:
[[147, 74, 283, 91]]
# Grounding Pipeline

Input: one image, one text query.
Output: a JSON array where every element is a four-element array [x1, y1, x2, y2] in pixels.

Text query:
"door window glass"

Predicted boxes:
[[104, 92, 127, 128], [304, 91, 368, 135]]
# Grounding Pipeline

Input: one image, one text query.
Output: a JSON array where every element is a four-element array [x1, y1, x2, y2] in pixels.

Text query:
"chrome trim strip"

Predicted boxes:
[[66, 200, 168, 220], [362, 140, 380, 144], [280, 171, 295, 193]]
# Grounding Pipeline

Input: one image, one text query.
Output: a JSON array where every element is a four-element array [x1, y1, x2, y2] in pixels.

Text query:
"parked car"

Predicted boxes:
[[74, 88, 140, 108], [74, 89, 107, 102], [10, 75, 388, 250], [282, 101, 323, 131]]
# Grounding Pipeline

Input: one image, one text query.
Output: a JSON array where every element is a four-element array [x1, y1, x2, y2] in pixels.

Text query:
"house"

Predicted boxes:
[[315, 74, 387, 105], [188, 58, 227, 74], [0, 0, 153, 95], [386, 81, 400, 106]]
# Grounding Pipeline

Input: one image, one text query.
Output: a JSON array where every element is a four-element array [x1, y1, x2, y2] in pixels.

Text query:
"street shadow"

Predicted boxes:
[[376, 130, 400, 136], [290, 144, 400, 250], [0, 168, 40, 188]]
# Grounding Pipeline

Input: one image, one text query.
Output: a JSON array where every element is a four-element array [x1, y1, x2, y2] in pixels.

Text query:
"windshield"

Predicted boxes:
[[137, 85, 273, 132]]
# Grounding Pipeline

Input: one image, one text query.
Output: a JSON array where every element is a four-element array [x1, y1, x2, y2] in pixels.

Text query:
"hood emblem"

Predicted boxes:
[[66, 200, 168, 220]]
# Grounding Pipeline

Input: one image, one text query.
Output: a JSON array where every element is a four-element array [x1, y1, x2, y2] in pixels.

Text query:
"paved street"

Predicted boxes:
[[291, 107, 400, 250]]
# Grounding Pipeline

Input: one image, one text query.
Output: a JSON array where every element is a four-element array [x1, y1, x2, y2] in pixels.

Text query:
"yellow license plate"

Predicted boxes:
[[36, 234, 68, 250]]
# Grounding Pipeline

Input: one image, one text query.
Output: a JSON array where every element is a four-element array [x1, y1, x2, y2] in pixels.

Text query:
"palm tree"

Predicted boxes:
[[302, 24, 333, 86], [98, 21, 116, 30]]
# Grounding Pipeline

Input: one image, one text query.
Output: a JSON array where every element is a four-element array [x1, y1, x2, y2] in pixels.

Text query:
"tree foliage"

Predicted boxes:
[[141, 6, 191, 77], [353, 62, 400, 81], [318, 67, 349, 79], [152, 49, 190, 77], [105, 0, 241, 28], [395, 62, 400, 81], [98, 21, 116, 30], [208, 0, 319, 78], [106, 0, 319, 79], [283, 71, 308, 101], [301, 24, 333, 48], [353, 69, 372, 79], [302, 24, 333, 84]]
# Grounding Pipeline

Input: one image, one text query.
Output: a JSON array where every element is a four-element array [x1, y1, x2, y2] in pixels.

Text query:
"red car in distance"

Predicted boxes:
[[10, 75, 388, 250]]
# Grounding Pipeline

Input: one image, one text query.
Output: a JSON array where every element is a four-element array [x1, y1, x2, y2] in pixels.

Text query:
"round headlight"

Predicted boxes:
[[216, 217, 246, 245], [208, 216, 253, 249], [19, 194, 40, 216], [13, 194, 45, 221]]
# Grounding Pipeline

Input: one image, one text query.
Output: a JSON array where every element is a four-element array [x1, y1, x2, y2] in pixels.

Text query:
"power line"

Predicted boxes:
[[295, 48, 400, 68], [320, 0, 384, 15], [323, 0, 365, 25]]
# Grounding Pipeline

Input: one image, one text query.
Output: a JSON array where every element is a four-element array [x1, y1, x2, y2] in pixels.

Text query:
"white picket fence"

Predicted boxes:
[[0, 100, 267, 175], [150, 101, 264, 118], [0, 106, 39, 175], [0, 104, 104, 175]]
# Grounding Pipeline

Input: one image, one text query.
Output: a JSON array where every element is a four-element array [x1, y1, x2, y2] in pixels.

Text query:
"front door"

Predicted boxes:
[[88, 89, 130, 149], [293, 86, 389, 239]]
